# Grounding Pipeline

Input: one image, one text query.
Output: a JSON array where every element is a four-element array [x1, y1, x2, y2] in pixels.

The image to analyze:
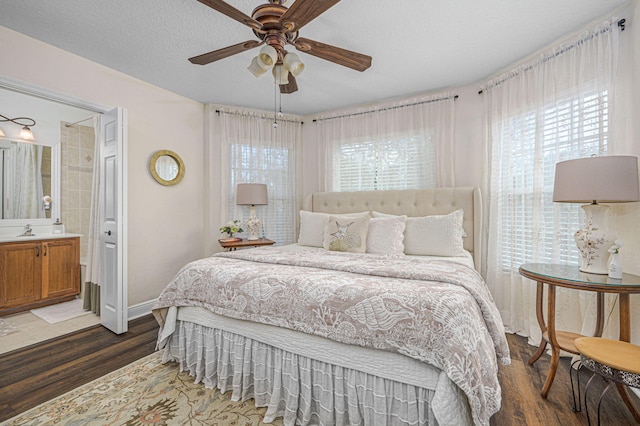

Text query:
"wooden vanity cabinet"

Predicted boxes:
[[0, 237, 80, 316]]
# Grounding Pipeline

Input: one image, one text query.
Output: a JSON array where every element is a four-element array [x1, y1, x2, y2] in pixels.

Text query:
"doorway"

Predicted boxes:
[[0, 77, 128, 348]]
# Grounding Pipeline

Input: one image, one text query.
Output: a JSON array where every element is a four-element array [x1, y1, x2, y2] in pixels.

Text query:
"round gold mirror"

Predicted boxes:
[[149, 150, 185, 186]]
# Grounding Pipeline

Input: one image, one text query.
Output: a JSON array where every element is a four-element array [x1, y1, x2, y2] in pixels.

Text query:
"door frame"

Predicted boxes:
[[0, 76, 128, 329]]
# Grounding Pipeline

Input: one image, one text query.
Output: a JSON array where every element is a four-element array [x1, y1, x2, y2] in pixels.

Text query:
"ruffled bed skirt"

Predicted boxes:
[[161, 320, 441, 425]]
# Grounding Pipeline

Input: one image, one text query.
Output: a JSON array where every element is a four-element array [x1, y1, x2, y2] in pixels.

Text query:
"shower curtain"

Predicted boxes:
[[83, 116, 101, 315], [9, 143, 44, 219]]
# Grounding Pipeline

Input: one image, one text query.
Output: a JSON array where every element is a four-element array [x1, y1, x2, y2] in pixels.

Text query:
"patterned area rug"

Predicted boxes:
[[0, 318, 18, 337], [4, 351, 283, 426]]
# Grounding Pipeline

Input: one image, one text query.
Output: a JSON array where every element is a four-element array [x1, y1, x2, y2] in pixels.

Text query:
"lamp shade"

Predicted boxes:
[[20, 126, 34, 141], [247, 57, 269, 78], [553, 156, 640, 203], [236, 183, 268, 206], [283, 52, 305, 77]]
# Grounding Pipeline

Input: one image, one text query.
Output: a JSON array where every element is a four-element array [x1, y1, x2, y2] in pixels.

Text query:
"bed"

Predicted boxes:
[[152, 187, 510, 426]]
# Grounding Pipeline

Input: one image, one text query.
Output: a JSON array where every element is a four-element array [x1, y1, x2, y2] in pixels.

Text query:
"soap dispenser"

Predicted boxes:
[[52, 218, 65, 234]]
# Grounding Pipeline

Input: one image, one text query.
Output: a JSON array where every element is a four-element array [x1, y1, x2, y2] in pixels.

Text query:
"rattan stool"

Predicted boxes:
[[574, 337, 640, 426]]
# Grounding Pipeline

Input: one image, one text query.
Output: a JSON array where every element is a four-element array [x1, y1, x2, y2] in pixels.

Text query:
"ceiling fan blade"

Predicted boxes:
[[196, 0, 262, 30], [294, 37, 371, 72], [279, 0, 341, 31], [280, 74, 298, 94], [189, 40, 261, 65]]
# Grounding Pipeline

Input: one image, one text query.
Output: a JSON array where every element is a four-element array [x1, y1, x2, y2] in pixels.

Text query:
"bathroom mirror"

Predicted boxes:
[[149, 150, 185, 186], [1, 83, 98, 225], [0, 140, 54, 219]]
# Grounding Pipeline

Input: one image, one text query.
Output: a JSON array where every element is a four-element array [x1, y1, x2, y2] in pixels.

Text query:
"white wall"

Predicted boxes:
[[0, 26, 205, 306]]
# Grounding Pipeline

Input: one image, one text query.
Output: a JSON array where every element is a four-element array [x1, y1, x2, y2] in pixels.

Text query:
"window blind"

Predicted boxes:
[[333, 135, 436, 191], [495, 91, 609, 270]]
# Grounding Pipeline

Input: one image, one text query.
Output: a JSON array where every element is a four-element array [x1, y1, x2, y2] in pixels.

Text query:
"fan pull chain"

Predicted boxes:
[[273, 67, 279, 129]]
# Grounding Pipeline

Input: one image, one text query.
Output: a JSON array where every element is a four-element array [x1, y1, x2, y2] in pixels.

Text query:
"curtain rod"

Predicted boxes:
[[478, 18, 626, 95], [64, 114, 100, 127], [215, 109, 303, 124], [312, 94, 459, 123]]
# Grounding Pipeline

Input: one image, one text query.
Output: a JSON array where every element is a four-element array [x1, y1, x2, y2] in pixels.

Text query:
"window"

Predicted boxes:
[[495, 91, 608, 270], [227, 141, 296, 245], [333, 134, 436, 191]]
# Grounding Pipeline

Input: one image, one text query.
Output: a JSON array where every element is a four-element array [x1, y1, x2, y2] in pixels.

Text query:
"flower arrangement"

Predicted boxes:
[[220, 220, 243, 237], [608, 240, 624, 255]]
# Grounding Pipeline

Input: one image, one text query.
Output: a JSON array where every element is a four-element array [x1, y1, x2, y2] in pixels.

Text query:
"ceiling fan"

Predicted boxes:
[[189, 0, 372, 94]]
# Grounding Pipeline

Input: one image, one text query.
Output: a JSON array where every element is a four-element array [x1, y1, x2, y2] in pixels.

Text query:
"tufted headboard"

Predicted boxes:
[[303, 187, 482, 271]]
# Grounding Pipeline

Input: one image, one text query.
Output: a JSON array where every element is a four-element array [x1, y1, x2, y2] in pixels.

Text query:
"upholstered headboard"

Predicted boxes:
[[303, 187, 482, 271]]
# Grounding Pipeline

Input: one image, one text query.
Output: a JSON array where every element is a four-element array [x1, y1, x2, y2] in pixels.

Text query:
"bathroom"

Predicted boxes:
[[0, 86, 101, 352]]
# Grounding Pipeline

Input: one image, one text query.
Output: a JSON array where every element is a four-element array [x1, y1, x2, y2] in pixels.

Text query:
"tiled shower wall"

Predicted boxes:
[[59, 122, 95, 259]]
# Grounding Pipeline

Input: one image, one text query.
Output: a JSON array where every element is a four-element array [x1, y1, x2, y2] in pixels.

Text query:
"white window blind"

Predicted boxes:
[[495, 91, 609, 270], [333, 135, 435, 191]]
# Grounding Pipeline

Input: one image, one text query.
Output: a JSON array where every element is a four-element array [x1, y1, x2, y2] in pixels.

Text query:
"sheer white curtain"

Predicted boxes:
[[84, 115, 101, 314], [315, 93, 456, 191], [218, 109, 302, 245], [9, 143, 44, 219], [482, 19, 622, 344]]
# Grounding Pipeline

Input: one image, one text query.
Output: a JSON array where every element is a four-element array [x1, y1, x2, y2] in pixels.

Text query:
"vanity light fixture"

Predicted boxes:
[[0, 114, 36, 141], [20, 125, 35, 141]]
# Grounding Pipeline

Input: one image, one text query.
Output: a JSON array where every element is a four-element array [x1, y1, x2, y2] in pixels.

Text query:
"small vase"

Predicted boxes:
[[608, 253, 622, 279]]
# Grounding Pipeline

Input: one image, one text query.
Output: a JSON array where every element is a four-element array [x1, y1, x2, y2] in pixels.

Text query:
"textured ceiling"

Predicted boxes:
[[0, 0, 629, 115]]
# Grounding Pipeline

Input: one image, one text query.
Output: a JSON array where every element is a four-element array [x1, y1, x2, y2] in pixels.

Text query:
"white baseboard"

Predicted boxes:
[[127, 298, 157, 320]]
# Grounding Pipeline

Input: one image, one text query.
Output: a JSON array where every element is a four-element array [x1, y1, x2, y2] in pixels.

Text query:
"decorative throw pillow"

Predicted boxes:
[[402, 209, 467, 256], [366, 216, 406, 255], [323, 214, 370, 253], [372, 210, 467, 238], [298, 211, 370, 248], [298, 211, 330, 247]]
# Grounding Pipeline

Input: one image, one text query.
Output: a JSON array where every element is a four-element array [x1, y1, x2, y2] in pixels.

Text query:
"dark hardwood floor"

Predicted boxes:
[[0, 315, 637, 425], [0, 314, 158, 422], [491, 333, 639, 425]]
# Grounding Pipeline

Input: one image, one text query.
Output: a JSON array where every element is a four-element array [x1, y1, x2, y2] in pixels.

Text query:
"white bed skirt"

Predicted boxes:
[[158, 307, 473, 426]]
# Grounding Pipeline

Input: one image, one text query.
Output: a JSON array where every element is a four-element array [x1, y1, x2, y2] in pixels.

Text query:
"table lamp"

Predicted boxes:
[[236, 183, 268, 240], [553, 155, 639, 274]]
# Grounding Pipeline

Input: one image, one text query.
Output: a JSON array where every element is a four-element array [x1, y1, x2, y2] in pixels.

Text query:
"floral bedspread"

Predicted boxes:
[[153, 247, 510, 426]]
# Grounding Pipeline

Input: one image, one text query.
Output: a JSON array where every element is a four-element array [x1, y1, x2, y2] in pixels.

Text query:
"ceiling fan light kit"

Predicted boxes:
[[272, 65, 289, 85], [247, 56, 269, 77], [191, 0, 372, 95], [283, 52, 304, 77], [258, 45, 278, 67]]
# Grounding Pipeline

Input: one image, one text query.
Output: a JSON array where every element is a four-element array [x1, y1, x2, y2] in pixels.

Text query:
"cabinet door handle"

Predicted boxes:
[[36, 246, 40, 257], [104, 230, 112, 236], [43, 244, 47, 256]]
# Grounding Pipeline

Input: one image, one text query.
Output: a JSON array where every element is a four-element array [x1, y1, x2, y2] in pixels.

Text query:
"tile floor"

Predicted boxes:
[[0, 309, 100, 355]]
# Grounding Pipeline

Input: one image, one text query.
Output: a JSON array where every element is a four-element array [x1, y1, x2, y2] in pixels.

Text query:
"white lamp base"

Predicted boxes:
[[245, 205, 261, 241], [574, 203, 615, 274]]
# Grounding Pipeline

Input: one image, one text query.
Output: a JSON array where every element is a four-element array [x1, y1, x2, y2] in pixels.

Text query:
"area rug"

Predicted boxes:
[[0, 318, 18, 337], [3, 351, 283, 426], [30, 299, 91, 324]]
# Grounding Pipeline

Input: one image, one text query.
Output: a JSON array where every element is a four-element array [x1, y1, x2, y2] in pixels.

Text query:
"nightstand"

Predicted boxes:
[[218, 238, 275, 251], [519, 263, 640, 422]]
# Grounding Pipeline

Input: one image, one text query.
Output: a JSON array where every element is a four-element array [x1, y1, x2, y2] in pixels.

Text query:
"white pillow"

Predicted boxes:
[[298, 210, 369, 248], [323, 214, 370, 253], [373, 210, 466, 256], [367, 216, 406, 255]]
